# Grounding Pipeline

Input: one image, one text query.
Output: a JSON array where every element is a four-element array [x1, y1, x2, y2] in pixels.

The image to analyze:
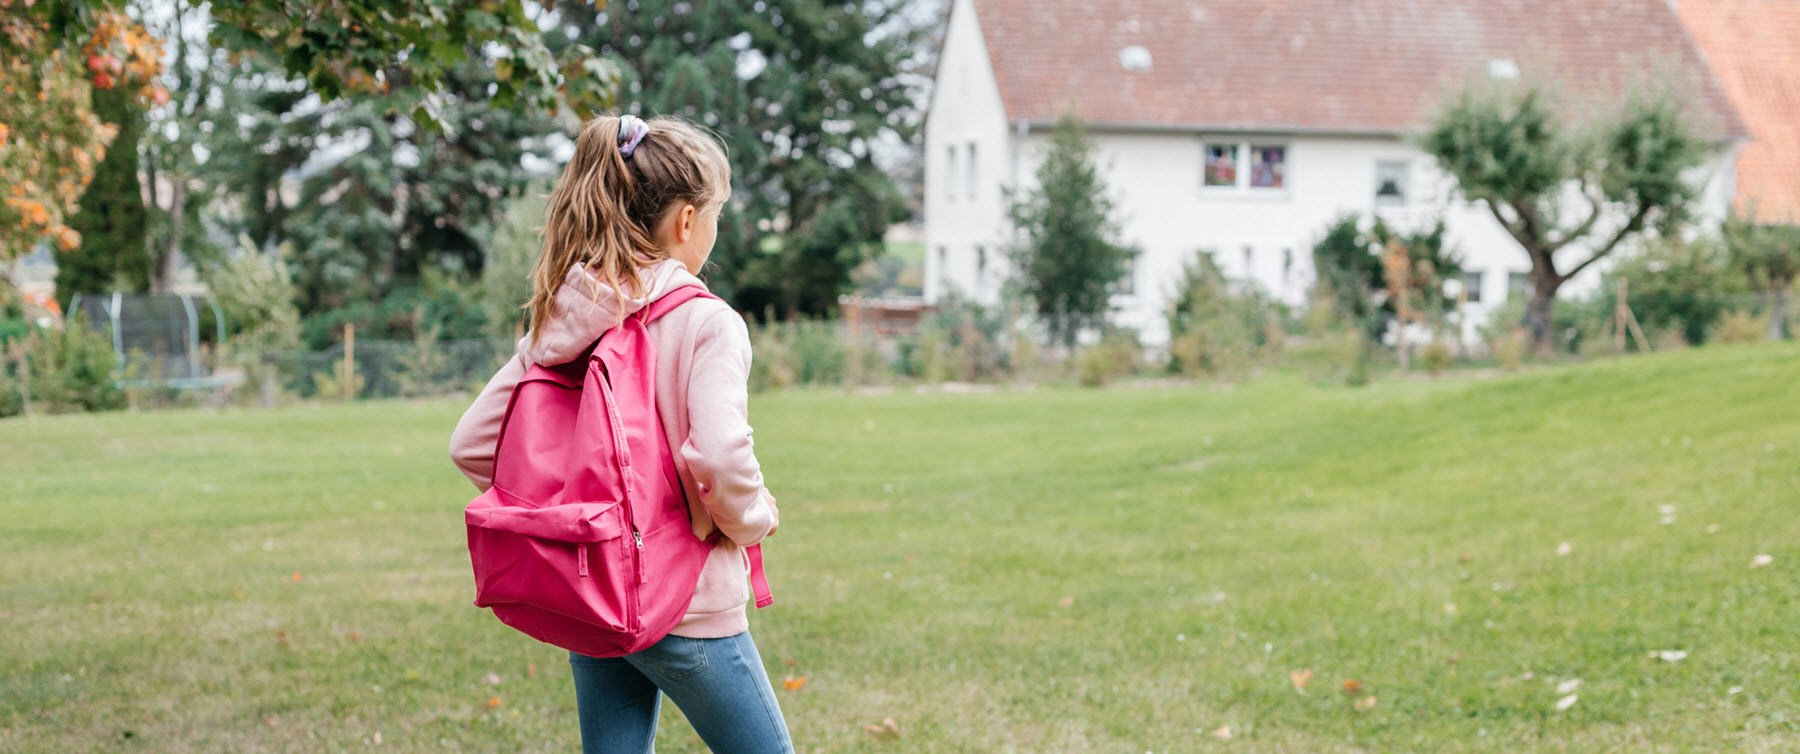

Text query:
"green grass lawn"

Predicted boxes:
[[3, 344, 1797, 753]]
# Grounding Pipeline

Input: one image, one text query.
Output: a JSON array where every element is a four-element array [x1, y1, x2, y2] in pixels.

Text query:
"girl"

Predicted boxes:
[[449, 114, 791, 754]]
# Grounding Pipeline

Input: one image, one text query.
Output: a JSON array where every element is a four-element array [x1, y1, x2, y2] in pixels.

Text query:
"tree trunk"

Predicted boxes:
[[1524, 273, 1563, 356], [1771, 286, 1790, 341], [153, 180, 186, 294]]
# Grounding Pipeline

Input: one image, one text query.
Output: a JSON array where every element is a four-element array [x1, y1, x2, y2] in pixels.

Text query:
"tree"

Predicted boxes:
[[1420, 78, 1711, 353], [1006, 114, 1135, 348], [56, 84, 151, 307], [2, 0, 610, 271], [210, 56, 559, 321], [0, 3, 162, 268], [1723, 212, 1800, 340], [552, 0, 923, 318], [1310, 215, 1459, 355]]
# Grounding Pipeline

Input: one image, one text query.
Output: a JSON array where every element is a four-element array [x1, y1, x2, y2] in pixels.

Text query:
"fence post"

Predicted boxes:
[[343, 323, 356, 402]]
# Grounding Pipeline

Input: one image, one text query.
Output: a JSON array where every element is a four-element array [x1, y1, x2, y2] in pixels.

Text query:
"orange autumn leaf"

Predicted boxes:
[[1342, 679, 1364, 696], [863, 717, 901, 741], [487, 696, 502, 708], [1290, 668, 1313, 691], [290, 571, 303, 583], [781, 675, 807, 691]]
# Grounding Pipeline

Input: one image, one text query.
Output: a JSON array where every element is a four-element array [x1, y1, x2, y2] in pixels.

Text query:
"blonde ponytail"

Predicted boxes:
[[527, 115, 731, 341]]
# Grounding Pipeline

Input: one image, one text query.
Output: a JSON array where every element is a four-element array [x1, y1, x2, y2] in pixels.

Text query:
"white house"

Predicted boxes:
[[924, 0, 1747, 345]]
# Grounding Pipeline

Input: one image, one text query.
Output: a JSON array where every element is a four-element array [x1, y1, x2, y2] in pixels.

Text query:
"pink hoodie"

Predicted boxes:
[[449, 259, 778, 638]]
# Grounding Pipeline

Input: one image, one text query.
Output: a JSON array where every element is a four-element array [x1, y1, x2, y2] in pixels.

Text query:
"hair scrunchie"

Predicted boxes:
[[617, 115, 649, 157]]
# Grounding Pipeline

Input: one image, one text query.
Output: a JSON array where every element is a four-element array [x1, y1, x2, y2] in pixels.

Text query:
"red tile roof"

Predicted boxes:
[[971, 0, 1746, 139], [1674, 0, 1800, 222]]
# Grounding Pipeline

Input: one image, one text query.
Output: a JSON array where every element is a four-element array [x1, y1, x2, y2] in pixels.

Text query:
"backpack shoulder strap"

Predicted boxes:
[[638, 285, 721, 325]]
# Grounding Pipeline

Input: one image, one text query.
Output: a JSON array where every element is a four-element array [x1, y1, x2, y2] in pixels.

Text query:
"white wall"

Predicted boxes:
[[922, 0, 1012, 307], [941, 123, 1738, 346]]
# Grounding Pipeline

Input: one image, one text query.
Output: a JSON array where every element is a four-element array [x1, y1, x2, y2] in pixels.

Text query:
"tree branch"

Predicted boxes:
[[1563, 202, 1652, 282], [1545, 190, 1604, 254]]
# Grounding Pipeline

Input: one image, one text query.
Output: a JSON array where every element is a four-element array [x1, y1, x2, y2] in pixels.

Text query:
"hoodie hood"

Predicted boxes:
[[519, 259, 709, 366]]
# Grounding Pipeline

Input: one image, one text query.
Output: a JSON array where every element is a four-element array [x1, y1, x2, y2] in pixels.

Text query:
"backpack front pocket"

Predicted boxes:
[[465, 486, 637, 633]]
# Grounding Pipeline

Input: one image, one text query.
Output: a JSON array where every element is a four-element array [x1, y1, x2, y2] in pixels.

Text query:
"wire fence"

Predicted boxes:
[[237, 337, 515, 405]]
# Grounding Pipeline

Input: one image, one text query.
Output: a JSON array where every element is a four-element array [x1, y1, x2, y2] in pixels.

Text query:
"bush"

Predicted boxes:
[[1709, 310, 1768, 345], [1075, 329, 1142, 387], [1167, 254, 1282, 379], [0, 316, 125, 417], [1605, 238, 1744, 346], [1420, 339, 1455, 376], [747, 318, 848, 392], [896, 295, 1009, 383]]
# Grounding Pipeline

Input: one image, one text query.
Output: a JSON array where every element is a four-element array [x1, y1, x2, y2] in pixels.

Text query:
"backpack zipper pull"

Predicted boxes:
[[633, 529, 643, 549]]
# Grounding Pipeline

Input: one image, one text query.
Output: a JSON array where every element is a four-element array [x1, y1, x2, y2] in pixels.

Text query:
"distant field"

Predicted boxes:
[[2, 344, 1796, 752]]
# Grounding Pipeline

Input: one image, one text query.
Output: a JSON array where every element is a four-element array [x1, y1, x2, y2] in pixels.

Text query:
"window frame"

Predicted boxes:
[[1199, 138, 1292, 195], [1375, 159, 1410, 207], [944, 146, 958, 201]]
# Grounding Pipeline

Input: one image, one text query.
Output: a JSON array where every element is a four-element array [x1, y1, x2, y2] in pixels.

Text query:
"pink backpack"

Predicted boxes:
[[464, 286, 771, 657]]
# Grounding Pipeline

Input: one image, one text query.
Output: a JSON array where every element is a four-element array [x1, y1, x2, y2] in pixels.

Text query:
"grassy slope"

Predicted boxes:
[[1, 344, 1796, 753]]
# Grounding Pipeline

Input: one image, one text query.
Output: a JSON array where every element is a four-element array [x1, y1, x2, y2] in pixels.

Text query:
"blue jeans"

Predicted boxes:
[[569, 631, 793, 754]]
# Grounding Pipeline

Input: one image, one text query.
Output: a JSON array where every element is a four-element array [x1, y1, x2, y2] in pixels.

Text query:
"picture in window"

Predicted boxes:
[[1375, 160, 1408, 205], [1204, 144, 1238, 187], [1251, 146, 1285, 189]]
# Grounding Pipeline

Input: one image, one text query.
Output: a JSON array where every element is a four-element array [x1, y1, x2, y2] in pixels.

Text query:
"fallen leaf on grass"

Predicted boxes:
[[1750, 554, 1774, 569], [1289, 668, 1313, 691], [290, 571, 303, 583], [1649, 650, 1688, 663], [527, 662, 537, 679], [1556, 678, 1582, 695], [1355, 695, 1378, 712], [1057, 595, 1076, 608], [1341, 679, 1364, 696], [783, 658, 799, 667], [482, 673, 502, 685], [1554, 693, 1579, 712], [273, 630, 290, 648], [864, 717, 901, 741], [1728, 686, 1743, 696], [487, 696, 502, 708], [1556, 541, 1572, 557], [263, 715, 280, 727], [1210, 725, 1232, 740], [1443, 602, 1458, 616], [781, 675, 807, 691]]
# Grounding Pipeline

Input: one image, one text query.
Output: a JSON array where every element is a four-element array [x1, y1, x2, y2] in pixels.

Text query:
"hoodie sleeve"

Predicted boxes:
[[680, 308, 778, 547], [450, 355, 525, 491]]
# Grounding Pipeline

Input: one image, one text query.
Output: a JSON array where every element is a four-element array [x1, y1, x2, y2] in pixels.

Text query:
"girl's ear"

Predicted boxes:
[[677, 203, 698, 243]]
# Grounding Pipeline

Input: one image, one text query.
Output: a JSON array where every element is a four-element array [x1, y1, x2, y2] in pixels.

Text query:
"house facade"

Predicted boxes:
[[924, 0, 1747, 345]]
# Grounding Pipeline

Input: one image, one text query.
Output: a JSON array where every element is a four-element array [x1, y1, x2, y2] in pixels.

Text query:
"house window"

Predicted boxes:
[[1203, 144, 1238, 187], [1250, 146, 1286, 189], [944, 146, 958, 201], [1375, 160, 1409, 206], [1507, 272, 1531, 301], [966, 143, 978, 201], [1461, 270, 1484, 304]]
